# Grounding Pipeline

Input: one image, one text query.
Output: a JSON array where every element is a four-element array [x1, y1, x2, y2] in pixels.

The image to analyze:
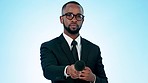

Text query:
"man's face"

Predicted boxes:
[[60, 3, 84, 34]]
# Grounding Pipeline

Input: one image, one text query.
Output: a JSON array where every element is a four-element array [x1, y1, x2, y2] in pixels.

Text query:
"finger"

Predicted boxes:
[[84, 67, 91, 70], [71, 71, 81, 78], [79, 71, 88, 77], [82, 69, 91, 73], [70, 73, 79, 79], [71, 75, 78, 79], [79, 76, 86, 80]]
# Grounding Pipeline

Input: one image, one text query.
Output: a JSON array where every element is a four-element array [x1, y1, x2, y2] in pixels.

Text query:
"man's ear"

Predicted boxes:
[[60, 16, 64, 24]]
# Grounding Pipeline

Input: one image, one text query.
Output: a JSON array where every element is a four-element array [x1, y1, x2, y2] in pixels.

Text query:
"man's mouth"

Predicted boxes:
[[70, 24, 77, 28]]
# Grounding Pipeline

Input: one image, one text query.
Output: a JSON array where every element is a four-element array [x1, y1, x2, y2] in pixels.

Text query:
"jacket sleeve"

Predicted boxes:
[[95, 47, 108, 83], [40, 42, 66, 81]]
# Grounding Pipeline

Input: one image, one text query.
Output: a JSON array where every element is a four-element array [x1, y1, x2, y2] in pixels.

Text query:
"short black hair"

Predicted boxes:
[[61, 1, 84, 15]]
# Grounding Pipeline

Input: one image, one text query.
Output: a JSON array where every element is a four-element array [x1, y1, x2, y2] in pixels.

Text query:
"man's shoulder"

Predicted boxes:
[[82, 38, 99, 48], [41, 36, 61, 48], [82, 38, 101, 53]]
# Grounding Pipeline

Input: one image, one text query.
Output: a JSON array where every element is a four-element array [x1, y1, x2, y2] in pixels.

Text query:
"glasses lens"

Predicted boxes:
[[65, 13, 73, 20], [76, 14, 84, 21]]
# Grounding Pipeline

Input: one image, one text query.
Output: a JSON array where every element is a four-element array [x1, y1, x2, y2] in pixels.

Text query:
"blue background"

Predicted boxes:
[[0, 0, 147, 83]]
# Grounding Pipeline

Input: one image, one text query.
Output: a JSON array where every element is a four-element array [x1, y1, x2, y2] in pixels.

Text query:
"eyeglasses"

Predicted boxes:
[[62, 12, 84, 21]]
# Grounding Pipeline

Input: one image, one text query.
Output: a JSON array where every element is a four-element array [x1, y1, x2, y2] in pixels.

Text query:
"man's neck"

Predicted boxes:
[[64, 32, 79, 40]]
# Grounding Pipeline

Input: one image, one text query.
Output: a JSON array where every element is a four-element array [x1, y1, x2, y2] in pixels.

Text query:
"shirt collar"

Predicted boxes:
[[63, 33, 81, 47]]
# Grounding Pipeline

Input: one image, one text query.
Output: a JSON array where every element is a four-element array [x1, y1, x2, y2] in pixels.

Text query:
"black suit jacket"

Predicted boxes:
[[40, 34, 108, 83]]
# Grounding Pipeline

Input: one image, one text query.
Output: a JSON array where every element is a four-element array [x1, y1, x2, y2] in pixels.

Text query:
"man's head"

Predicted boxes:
[[60, 1, 84, 35]]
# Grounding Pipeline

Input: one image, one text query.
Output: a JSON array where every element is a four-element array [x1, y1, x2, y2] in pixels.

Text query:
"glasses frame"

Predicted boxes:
[[62, 12, 84, 21]]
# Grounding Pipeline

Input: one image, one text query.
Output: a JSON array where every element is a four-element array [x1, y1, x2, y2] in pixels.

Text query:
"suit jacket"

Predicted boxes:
[[40, 34, 108, 83]]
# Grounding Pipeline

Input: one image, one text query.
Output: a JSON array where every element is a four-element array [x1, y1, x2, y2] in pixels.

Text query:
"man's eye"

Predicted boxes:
[[77, 15, 81, 18], [77, 15, 82, 18], [67, 13, 73, 16]]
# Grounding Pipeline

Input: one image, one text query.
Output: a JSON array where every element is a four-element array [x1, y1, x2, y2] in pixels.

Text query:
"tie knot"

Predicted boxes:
[[71, 40, 77, 46]]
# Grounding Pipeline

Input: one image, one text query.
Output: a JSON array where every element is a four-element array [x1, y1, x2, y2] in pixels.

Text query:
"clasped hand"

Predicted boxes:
[[66, 64, 96, 82]]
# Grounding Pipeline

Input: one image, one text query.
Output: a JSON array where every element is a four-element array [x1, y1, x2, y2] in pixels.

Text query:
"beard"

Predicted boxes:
[[63, 22, 81, 34]]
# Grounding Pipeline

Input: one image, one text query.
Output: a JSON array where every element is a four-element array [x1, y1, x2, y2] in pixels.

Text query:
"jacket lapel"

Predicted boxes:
[[81, 38, 89, 64], [59, 34, 75, 64]]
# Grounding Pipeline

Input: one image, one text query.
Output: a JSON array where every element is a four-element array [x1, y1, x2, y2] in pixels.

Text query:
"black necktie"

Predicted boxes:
[[71, 40, 79, 61]]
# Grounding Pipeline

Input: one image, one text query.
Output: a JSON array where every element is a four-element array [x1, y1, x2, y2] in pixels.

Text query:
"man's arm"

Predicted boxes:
[[95, 48, 108, 83], [40, 42, 66, 81]]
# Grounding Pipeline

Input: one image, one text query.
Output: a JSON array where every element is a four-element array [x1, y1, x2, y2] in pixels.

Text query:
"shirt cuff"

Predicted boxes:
[[64, 66, 70, 78], [91, 74, 96, 83]]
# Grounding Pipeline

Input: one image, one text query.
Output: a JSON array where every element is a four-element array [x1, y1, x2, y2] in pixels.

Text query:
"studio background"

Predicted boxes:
[[0, 0, 147, 83]]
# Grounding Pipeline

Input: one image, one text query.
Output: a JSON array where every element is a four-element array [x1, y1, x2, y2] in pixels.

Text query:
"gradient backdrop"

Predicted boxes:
[[0, 0, 147, 83]]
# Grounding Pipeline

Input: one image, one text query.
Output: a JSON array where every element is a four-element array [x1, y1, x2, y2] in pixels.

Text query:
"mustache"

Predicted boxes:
[[69, 23, 79, 27], [70, 22, 77, 24]]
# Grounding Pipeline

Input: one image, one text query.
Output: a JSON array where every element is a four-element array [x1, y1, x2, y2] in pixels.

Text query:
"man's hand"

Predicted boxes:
[[66, 64, 80, 79], [67, 65, 96, 82], [79, 67, 96, 82]]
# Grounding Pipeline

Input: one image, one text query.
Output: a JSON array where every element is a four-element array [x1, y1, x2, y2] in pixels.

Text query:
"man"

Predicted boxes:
[[40, 1, 108, 83]]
